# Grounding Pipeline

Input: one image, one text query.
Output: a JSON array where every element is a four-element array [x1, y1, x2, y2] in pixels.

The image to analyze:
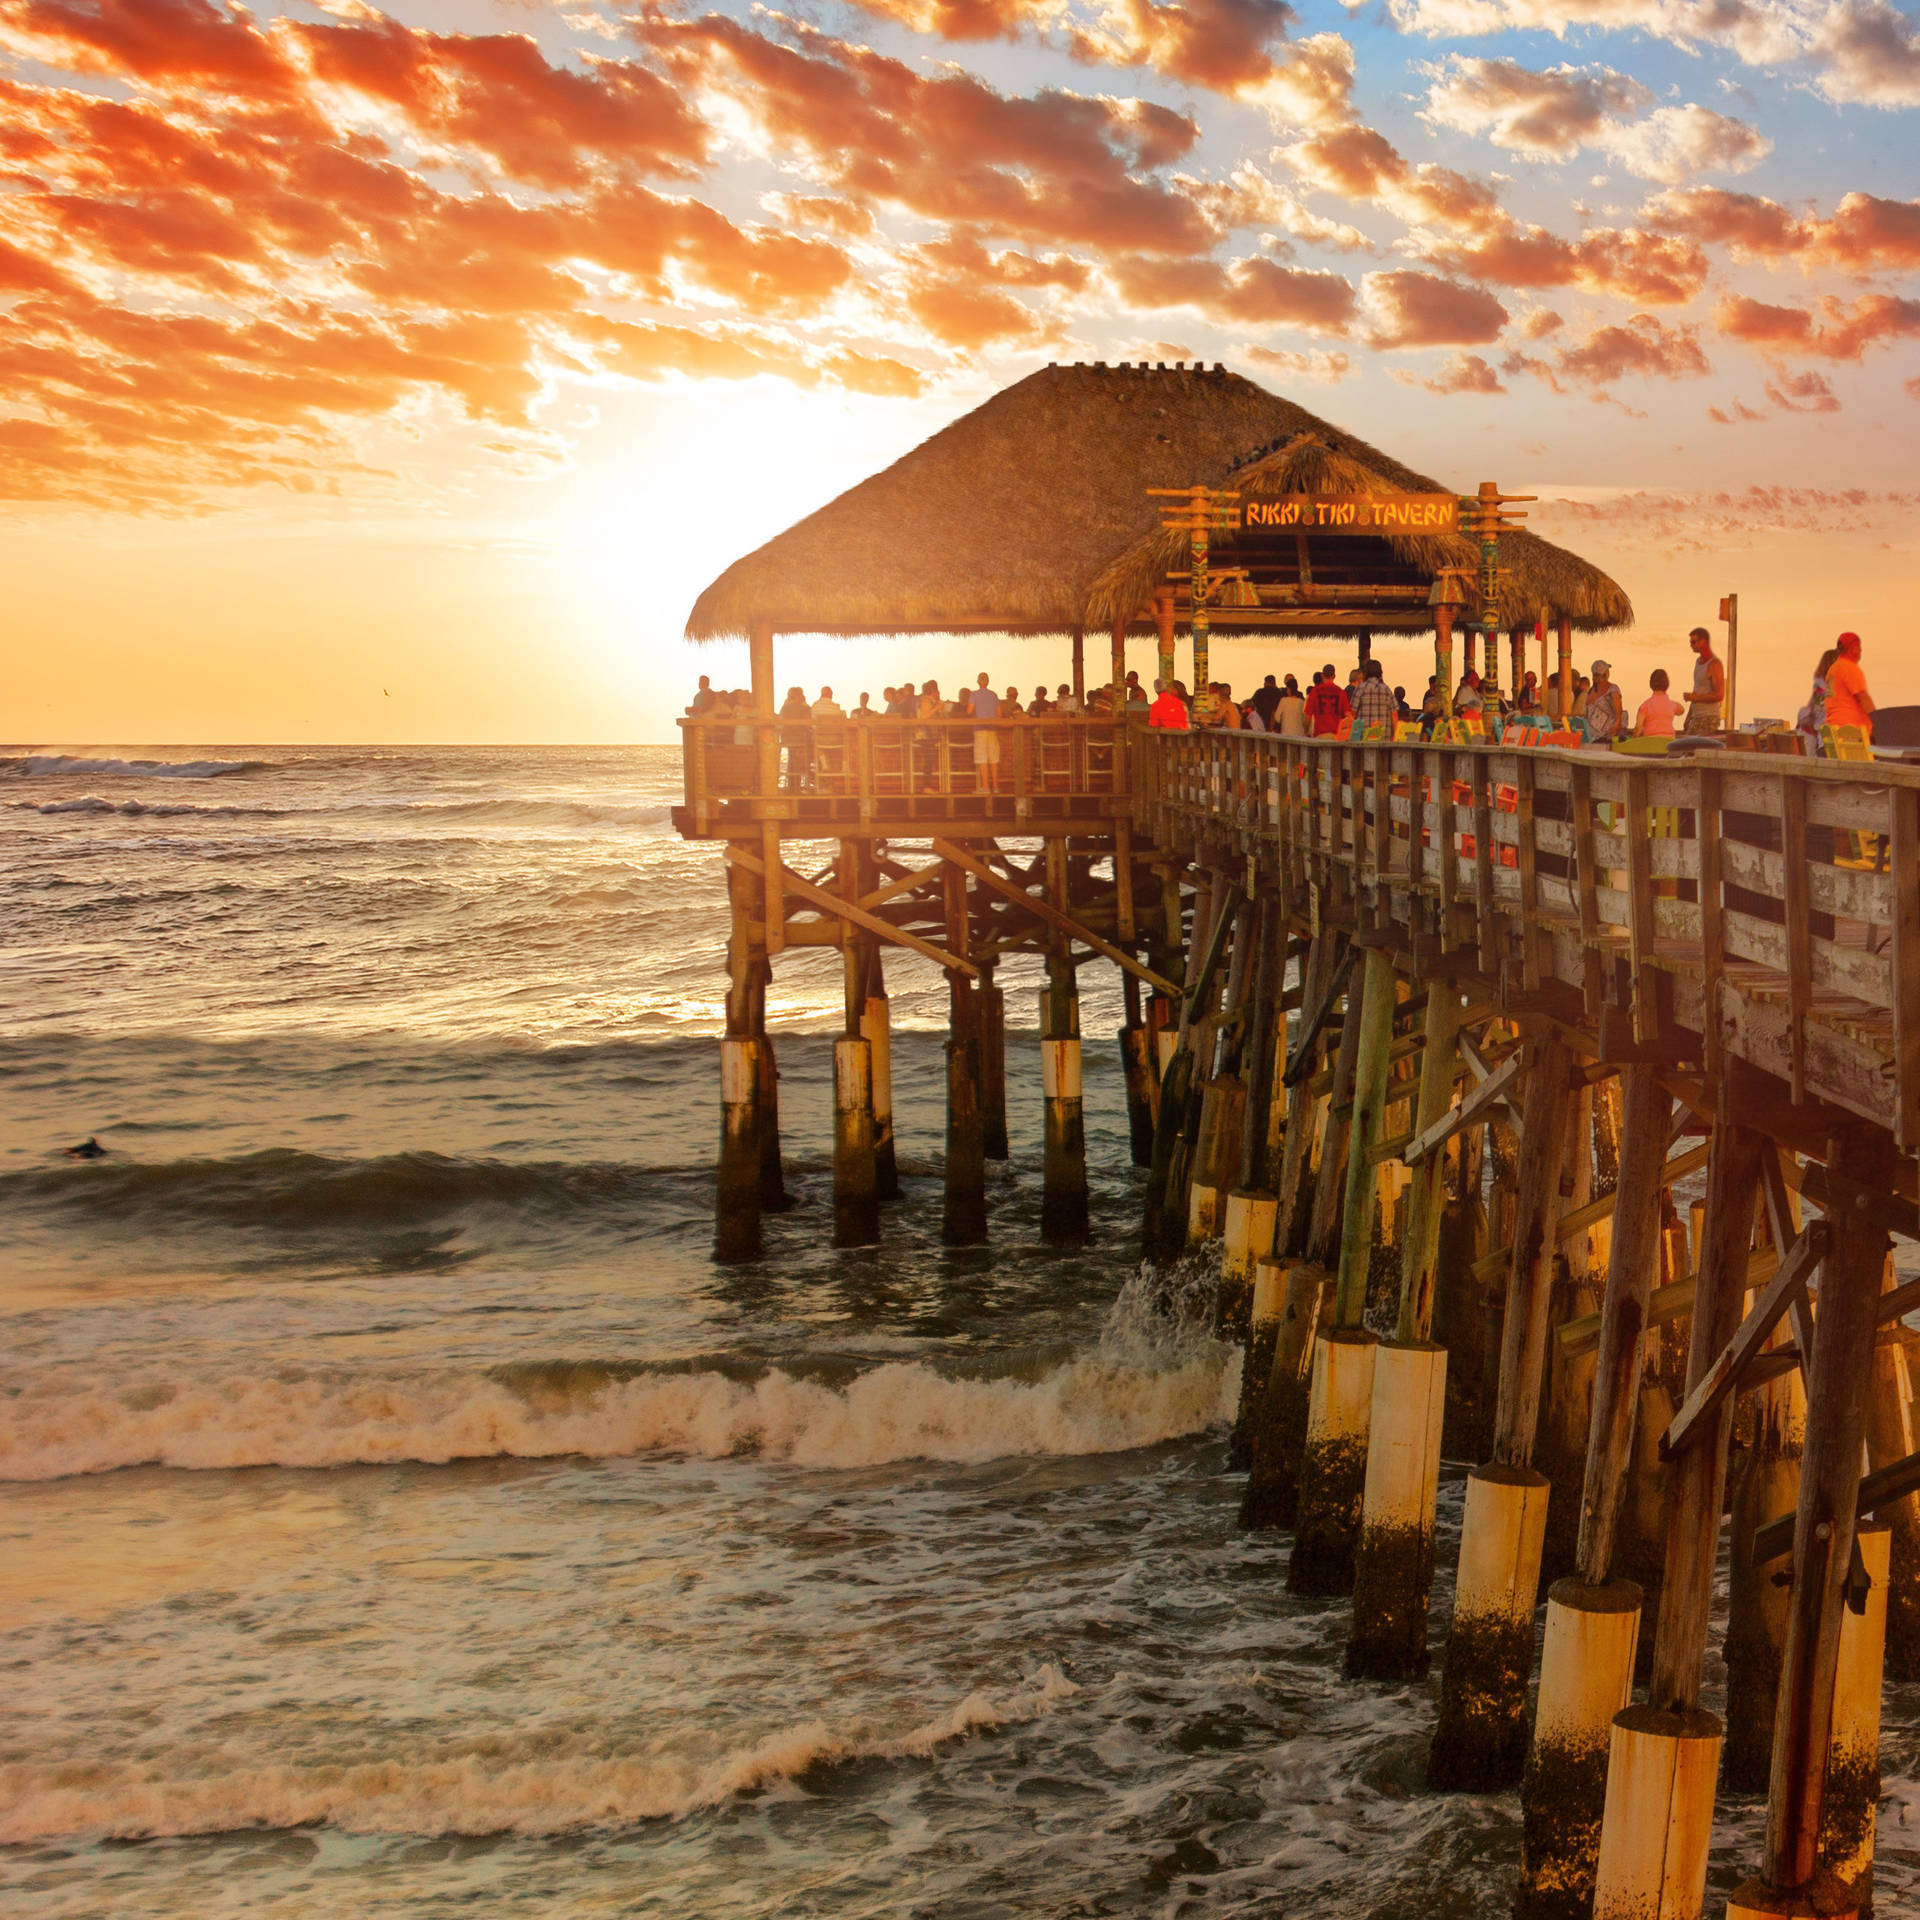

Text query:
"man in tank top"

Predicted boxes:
[[1683, 627, 1724, 733]]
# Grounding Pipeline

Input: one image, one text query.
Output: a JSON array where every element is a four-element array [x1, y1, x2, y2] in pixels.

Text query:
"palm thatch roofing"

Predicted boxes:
[[684, 361, 1632, 641]]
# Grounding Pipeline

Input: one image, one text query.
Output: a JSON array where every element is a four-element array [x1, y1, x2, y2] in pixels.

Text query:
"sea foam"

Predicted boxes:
[[0, 1667, 1079, 1842], [0, 1340, 1238, 1483]]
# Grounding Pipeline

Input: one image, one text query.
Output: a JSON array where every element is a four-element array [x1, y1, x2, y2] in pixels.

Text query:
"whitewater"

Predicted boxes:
[[4, 744, 1912, 1919]]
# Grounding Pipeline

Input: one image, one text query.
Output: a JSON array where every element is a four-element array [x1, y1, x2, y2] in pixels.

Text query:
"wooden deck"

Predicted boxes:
[[1142, 731, 1920, 1151]]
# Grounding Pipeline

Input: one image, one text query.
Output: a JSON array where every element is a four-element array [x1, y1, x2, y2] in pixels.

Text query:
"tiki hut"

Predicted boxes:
[[684, 360, 1631, 642]]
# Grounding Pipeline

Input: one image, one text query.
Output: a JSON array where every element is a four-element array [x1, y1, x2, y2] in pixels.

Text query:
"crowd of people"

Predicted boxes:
[[684, 627, 1881, 761]]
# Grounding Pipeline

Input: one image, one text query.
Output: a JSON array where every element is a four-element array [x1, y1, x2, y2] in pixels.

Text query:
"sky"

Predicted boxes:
[[1, 0, 1917, 744]]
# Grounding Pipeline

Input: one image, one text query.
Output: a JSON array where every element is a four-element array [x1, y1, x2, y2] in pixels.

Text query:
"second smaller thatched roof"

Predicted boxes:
[[1086, 432, 1632, 637]]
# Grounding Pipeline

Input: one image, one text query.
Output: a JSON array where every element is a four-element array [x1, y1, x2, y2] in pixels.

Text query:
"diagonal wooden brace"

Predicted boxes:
[[929, 837, 1183, 997], [1658, 1221, 1830, 1460], [1403, 1051, 1522, 1167], [728, 845, 978, 976], [1282, 939, 1353, 1086]]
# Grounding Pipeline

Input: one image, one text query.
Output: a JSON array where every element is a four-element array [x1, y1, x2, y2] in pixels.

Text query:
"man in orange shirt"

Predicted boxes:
[[1825, 631, 1876, 738]]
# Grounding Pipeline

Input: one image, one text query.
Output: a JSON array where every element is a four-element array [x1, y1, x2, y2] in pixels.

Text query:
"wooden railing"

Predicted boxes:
[[678, 715, 1130, 829], [1139, 730, 1920, 1146]]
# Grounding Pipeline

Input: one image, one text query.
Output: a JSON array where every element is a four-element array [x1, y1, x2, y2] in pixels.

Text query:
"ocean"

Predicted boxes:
[[3, 746, 1914, 1917]]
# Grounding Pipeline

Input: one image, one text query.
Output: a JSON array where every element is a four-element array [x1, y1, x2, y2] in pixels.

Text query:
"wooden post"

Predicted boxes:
[[1731, 1123, 1898, 1915], [1332, 948, 1398, 1329], [1592, 1100, 1765, 1920], [1116, 826, 1156, 1169], [1071, 623, 1085, 702], [1287, 951, 1370, 1596], [979, 964, 1010, 1162], [1575, 1064, 1670, 1587], [1430, 1030, 1575, 1792], [1041, 838, 1089, 1243], [941, 862, 987, 1247], [715, 855, 766, 1264], [1865, 1261, 1920, 1682], [1153, 587, 1176, 689], [1555, 612, 1573, 725], [1345, 979, 1465, 1682], [862, 947, 898, 1202], [1395, 985, 1466, 1343], [831, 844, 879, 1249], [1515, 1065, 1666, 1916]]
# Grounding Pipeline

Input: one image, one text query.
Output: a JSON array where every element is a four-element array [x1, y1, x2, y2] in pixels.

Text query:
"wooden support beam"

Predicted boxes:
[[1658, 1223, 1830, 1461], [1403, 1051, 1522, 1167], [1473, 1140, 1713, 1283], [1755, 1445, 1920, 1566], [1282, 935, 1352, 1085], [1575, 1062, 1670, 1585], [727, 846, 978, 976], [1750, 1121, 1898, 1898], [930, 836, 1182, 996], [1491, 1030, 1577, 1468], [1648, 1108, 1767, 1714]]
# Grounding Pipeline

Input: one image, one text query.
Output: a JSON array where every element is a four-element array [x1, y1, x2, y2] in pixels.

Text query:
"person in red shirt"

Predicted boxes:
[[1304, 666, 1350, 736], [1148, 680, 1191, 730], [1825, 632, 1876, 738]]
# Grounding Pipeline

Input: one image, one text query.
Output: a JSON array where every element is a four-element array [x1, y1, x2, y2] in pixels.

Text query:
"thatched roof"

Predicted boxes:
[[684, 361, 1632, 641]]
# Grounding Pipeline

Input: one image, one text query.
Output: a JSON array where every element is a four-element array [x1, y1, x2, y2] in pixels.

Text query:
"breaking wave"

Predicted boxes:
[[2, 754, 264, 780], [0, 1668, 1079, 1843], [0, 1304, 1238, 1482], [0, 1150, 664, 1235], [6, 794, 671, 828]]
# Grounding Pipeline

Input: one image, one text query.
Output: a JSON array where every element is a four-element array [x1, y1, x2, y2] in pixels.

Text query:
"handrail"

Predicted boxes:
[[1137, 726, 1920, 1147]]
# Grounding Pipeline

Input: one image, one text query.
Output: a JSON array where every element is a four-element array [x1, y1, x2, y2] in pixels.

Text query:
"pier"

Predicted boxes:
[[673, 362, 1919, 1920]]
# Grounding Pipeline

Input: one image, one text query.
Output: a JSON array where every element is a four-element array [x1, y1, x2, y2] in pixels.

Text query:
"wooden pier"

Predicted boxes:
[[674, 363, 1916, 1919], [676, 712, 1920, 1919]]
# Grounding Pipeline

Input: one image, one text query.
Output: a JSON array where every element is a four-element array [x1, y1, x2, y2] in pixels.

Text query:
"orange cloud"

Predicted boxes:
[[633, 12, 1210, 257], [1362, 270, 1508, 346], [1716, 291, 1920, 360], [1401, 351, 1506, 393], [1107, 252, 1358, 331]]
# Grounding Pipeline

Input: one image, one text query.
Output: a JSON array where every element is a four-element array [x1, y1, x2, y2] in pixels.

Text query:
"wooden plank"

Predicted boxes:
[[1473, 753, 1496, 975], [1625, 766, 1655, 1043], [1403, 1051, 1522, 1166], [930, 837, 1182, 996], [727, 845, 977, 976], [1515, 756, 1541, 990], [1572, 759, 1601, 1015], [1697, 767, 1725, 1076], [1892, 786, 1920, 1151], [1658, 1223, 1829, 1460], [1282, 938, 1352, 1085], [1780, 773, 1811, 1103], [1474, 1139, 1714, 1281]]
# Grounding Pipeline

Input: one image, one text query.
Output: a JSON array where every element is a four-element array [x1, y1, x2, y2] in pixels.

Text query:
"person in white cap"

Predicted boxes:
[[1584, 659, 1623, 744]]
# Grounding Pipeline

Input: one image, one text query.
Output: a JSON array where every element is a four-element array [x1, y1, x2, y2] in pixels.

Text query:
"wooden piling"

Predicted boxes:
[[1516, 1063, 1666, 1917], [1866, 1266, 1920, 1683], [1038, 840, 1089, 1244], [1287, 949, 1371, 1594], [979, 967, 1010, 1162], [1430, 1029, 1575, 1792], [861, 961, 898, 1202], [715, 1035, 763, 1263], [1731, 1122, 1897, 1916], [1347, 978, 1464, 1681], [1593, 1102, 1766, 1920], [941, 864, 987, 1247]]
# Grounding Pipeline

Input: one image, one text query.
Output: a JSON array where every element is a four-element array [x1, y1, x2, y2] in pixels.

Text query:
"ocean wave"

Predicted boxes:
[[0, 1333, 1238, 1482], [5, 794, 672, 828], [0, 1667, 1078, 1842], [1, 754, 265, 780], [0, 1150, 662, 1234]]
